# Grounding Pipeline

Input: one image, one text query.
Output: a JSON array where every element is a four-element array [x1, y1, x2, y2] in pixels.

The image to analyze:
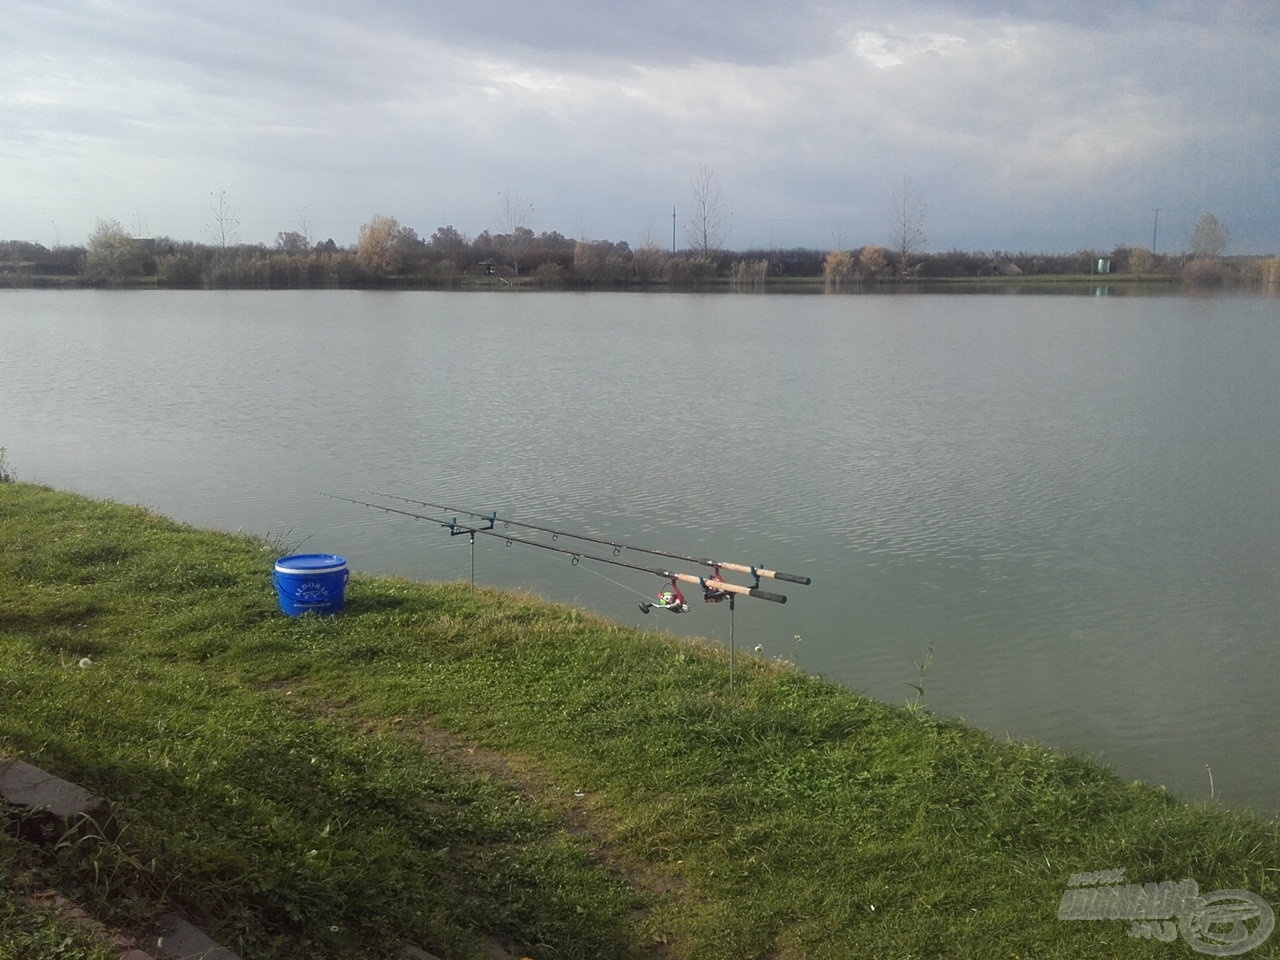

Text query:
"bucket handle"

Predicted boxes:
[[273, 570, 349, 591]]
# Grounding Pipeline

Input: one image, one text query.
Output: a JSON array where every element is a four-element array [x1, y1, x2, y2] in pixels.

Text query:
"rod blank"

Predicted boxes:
[[366, 491, 812, 586], [324, 492, 792, 605]]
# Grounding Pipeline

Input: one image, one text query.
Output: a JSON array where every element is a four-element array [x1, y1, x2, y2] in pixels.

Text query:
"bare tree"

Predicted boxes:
[[295, 208, 313, 249], [207, 190, 239, 249], [684, 164, 726, 257], [497, 189, 535, 275], [889, 176, 928, 277]]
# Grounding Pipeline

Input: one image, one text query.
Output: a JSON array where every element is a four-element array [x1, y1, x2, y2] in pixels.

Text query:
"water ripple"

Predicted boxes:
[[4, 290, 1279, 812]]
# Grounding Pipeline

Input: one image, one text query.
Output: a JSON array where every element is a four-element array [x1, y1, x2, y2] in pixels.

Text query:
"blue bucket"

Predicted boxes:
[[273, 554, 349, 617]]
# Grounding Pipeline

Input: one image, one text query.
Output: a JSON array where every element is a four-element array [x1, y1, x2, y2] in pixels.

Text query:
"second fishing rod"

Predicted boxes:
[[364, 491, 813, 587], [327, 493, 790, 604]]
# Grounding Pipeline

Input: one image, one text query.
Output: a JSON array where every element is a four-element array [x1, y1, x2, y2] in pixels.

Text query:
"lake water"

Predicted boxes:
[[3, 287, 1278, 814]]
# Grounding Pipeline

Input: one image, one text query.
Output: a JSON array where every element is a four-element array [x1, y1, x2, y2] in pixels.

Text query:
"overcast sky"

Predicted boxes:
[[3, 0, 1278, 254]]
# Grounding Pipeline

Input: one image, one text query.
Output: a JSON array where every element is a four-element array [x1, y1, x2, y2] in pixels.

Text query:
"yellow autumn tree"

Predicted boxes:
[[357, 214, 415, 278], [859, 245, 889, 279], [824, 250, 856, 288]]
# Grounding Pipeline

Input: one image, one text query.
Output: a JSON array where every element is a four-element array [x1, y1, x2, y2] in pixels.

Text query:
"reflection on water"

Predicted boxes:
[[3, 288, 1278, 813]]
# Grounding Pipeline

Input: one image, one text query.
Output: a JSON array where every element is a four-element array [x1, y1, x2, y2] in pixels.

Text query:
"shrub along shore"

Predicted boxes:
[[1, 482, 1277, 960]]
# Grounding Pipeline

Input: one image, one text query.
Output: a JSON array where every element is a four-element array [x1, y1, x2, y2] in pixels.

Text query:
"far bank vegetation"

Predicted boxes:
[[3, 212, 1276, 291]]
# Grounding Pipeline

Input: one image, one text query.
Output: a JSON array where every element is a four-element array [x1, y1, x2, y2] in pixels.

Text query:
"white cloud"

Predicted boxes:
[[853, 32, 907, 68]]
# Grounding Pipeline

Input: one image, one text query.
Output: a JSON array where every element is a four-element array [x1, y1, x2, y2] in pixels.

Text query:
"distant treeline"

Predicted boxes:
[[2, 230, 1277, 290]]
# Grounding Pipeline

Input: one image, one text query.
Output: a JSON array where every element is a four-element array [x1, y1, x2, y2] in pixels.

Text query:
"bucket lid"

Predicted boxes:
[[275, 553, 347, 574]]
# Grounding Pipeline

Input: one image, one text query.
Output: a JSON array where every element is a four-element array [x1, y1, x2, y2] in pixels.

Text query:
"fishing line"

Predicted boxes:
[[571, 557, 654, 601], [364, 491, 812, 586], [322, 492, 791, 604]]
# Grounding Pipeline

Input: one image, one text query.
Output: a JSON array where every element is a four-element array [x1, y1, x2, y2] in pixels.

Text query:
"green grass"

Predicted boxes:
[[0, 851, 119, 960], [1, 482, 1277, 959]]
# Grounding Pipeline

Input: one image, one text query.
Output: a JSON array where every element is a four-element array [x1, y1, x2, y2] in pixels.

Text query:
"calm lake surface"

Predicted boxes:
[[3, 288, 1278, 813]]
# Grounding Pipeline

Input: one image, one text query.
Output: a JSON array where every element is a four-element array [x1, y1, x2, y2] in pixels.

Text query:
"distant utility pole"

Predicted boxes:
[[1152, 208, 1160, 255], [671, 205, 677, 254]]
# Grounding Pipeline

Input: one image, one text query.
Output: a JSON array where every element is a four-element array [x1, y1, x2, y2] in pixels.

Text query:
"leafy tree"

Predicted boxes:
[[859, 245, 889, 279], [471, 230, 499, 265], [1250, 258, 1280, 286], [684, 164, 726, 257], [632, 241, 668, 284], [529, 230, 576, 273], [356, 214, 416, 278], [0, 241, 51, 281], [153, 239, 208, 288], [824, 249, 856, 287], [531, 261, 565, 287], [1190, 212, 1229, 258], [739, 247, 825, 278], [572, 241, 602, 281], [156, 253, 206, 288], [572, 239, 632, 283], [1128, 246, 1155, 275], [889, 176, 928, 276], [1, 240, 48, 262], [83, 218, 144, 282], [1181, 257, 1233, 286], [275, 231, 309, 254], [665, 255, 717, 285], [428, 225, 468, 264]]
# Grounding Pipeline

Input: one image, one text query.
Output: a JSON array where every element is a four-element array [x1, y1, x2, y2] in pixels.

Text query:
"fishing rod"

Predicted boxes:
[[324, 493, 788, 604], [362, 491, 812, 587]]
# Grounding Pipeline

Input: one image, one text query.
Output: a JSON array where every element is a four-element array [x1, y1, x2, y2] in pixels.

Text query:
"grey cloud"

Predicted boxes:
[[2, 0, 1276, 253]]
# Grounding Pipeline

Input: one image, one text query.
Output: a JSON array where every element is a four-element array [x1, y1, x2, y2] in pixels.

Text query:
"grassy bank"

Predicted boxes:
[[1, 483, 1277, 959]]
